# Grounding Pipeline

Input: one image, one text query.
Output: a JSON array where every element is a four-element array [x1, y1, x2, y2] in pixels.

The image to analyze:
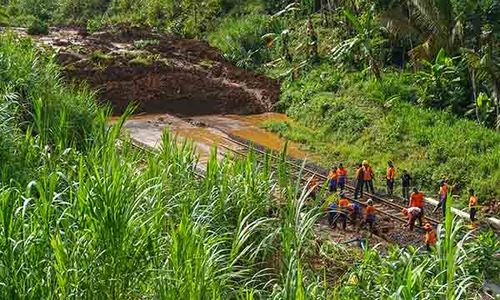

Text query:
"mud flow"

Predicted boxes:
[[26, 26, 280, 116], [122, 112, 316, 164]]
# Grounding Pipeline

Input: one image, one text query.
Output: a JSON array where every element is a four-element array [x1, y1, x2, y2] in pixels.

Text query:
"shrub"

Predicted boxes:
[[208, 14, 284, 69], [27, 17, 49, 35]]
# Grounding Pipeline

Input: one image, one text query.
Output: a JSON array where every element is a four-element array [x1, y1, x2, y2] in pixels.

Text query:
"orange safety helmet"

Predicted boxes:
[[423, 223, 433, 231]]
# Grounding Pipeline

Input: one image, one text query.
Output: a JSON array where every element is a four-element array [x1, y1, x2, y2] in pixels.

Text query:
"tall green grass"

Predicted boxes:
[[0, 31, 496, 299]]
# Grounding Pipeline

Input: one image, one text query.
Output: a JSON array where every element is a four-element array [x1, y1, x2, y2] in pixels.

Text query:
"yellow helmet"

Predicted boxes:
[[362, 160, 369, 166]]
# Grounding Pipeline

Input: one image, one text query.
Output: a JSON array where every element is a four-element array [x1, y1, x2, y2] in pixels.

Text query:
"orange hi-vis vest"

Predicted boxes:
[[386, 166, 395, 180], [410, 192, 425, 208], [425, 230, 437, 245], [363, 166, 373, 181], [365, 205, 375, 217], [328, 170, 338, 180], [469, 195, 478, 207], [440, 184, 448, 197], [337, 168, 347, 178]]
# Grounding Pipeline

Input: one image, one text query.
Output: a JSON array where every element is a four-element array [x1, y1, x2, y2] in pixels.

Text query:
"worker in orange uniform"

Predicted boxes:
[[354, 163, 364, 199], [423, 222, 436, 251], [307, 176, 319, 200], [433, 178, 448, 216], [338, 192, 350, 230], [468, 189, 478, 223], [362, 160, 375, 194], [337, 163, 348, 192], [328, 166, 338, 192], [409, 188, 425, 226], [386, 161, 396, 196], [364, 199, 376, 232], [403, 207, 422, 231]]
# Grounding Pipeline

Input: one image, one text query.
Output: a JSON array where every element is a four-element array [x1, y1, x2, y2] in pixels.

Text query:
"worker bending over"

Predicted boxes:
[[403, 207, 422, 231], [307, 176, 319, 200], [386, 161, 396, 196], [423, 222, 436, 251], [338, 192, 350, 230], [409, 188, 425, 223], [363, 199, 376, 232]]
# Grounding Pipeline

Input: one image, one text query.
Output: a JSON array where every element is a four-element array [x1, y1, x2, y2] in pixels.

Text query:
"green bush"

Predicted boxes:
[[27, 17, 49, 35], [208, 14, 284, 69]]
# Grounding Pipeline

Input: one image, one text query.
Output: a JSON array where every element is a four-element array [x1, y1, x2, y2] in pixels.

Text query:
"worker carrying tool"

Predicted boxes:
[[362, 160, 375, 194], [401, 170, 412, 201], [409, 188, 425, 224], [328, 166, 338, 192], [433, 177, 448, 216], [468, 189, 478, 224], [423, 222, 436, 251], [337, 163, 348, 191], [354, 163, 364, 199], [338, 192, 350, 230], [363, 198, 376, 232], [386, 161, 396, 196], [403, 207, 422, 231]]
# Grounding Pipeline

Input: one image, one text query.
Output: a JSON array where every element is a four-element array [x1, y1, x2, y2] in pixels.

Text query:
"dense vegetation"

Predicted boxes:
[[0, 32, 499, 299], [1, 0, 498, 205], [1, 0, 500, 298]]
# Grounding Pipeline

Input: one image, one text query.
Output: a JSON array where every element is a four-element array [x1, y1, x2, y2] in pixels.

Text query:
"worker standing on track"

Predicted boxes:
[[328, 166, 338, 192], [423, 222, 437, 251], [409, 188, 425, 226], [338, 192, 350, 230], [362, 160, 375, 194], [403, 207, 422, 231], [337, 163, 348, 192], [363, 199, 376, 232], [354, 163, 364, 199], [433, 178, 448, 216], [469, 189, 478, 224], [401, 170, 412, 201], [386, 161, 396, 196]]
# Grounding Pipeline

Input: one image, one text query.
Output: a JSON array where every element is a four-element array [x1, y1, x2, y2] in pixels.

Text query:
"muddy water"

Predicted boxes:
[[121, 112, 316, 163], [188, 113, 315, 160]]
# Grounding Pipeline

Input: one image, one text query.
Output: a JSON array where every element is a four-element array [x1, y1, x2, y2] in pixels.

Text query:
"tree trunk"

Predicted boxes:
[[470, 69, 480, 123]]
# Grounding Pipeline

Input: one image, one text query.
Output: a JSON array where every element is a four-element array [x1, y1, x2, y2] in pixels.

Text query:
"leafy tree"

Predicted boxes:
[[331, 5, 385, 81], [462, 30, 500, 129], [415, 49, 467, 112]]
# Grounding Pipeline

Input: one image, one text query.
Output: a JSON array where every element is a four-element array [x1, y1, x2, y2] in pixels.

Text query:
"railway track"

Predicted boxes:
[[221, 135, 440, 227], [127, 139, 206, 178]]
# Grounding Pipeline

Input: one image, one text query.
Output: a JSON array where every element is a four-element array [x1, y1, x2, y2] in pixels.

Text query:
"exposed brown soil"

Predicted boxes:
[[28, 26, 280, 116]]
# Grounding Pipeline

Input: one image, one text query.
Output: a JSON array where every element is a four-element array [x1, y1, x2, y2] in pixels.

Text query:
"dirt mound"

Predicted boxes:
[[30, 26, 280, 116]]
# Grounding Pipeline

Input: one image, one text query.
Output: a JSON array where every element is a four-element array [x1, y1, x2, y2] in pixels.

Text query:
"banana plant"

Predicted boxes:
[[331, 4, 386, 81]]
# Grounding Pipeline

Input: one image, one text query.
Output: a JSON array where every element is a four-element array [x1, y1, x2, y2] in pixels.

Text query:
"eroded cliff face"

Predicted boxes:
[[32, 26, 280, 116]]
